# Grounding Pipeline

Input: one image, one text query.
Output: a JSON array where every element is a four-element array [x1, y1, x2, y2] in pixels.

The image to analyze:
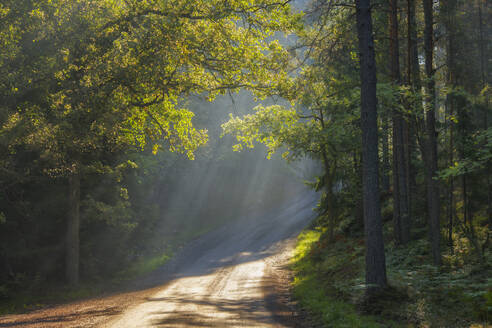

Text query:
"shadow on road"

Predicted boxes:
[[0, 191, 316, 328], [0, 308, 122, 328]]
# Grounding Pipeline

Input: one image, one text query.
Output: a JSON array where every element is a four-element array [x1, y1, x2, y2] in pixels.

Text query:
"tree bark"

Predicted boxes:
[[423, 0, 441, 266], [356, 0, 387, 289], [477, 0, 492, 240], [406, 0, 420, 219], [389, 0, 411, 245], [390, 0, 401, 243], [66, 171, 80, 285], [381, 114, 390, 194], [443, 0, 457, 252], [447, 100, 455, 251]]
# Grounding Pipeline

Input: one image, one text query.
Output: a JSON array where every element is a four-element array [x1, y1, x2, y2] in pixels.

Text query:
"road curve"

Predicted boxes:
[[105, 192, 317, 328]]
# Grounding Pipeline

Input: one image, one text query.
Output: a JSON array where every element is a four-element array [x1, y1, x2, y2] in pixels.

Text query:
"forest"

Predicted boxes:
[[0, 0, 491, 327]]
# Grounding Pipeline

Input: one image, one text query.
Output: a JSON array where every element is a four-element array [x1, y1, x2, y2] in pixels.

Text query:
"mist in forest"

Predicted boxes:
[[146, 91, 317, 249], [0, 0, 315, 292]]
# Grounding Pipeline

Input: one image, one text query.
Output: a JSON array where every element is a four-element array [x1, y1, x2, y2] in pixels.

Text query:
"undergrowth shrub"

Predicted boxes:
[[292, 222, 491, 327]]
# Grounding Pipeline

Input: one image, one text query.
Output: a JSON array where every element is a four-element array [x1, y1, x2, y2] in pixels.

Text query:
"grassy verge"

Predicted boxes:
[[291, 225, 492, 327], [113, 252, 172, 282], [291, 229, 389, 328]]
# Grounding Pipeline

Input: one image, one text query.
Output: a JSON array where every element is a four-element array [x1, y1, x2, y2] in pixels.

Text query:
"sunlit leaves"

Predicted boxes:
[[222, 104, 302, 159], [439, 127, 492, 179], [0, 0, 299, 177]]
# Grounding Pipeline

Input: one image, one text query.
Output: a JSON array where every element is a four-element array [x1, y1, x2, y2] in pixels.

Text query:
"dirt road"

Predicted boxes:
[[0, 192, 316, 328]]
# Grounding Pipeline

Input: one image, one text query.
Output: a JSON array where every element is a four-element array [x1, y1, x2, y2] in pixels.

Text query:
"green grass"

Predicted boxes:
[[114, 252, 171, 282], [292, 223, 492, 327], [292, 274, 383, 328], [291, 228, 388, 328]]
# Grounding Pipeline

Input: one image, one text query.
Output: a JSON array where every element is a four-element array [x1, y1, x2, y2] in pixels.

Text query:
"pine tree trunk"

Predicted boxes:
[[66, 172, 80, 286], [353, 151, 365, 227], [405, 121, 416, 220], [406, 0, 420, 221], [392, 123, 401, 241], [356, 0, 387, 289], [389, 0, 410, 245], [382, 115, 390, 194], [390, 0, 401, 244], [447, 102, 455, 251], [400, 119, 411, 243], [478, 0, 492, 241], [444, 0, 457, 252], [423, 0, 441, 266], [407, 0, 421, 90]]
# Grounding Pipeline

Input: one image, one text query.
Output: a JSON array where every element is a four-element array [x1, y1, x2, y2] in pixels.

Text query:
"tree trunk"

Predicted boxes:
[[389, 0, 411, 245], [319, 107, 338, 242], [381, 114, 390, 194], [423, 0, 441, 266], [407, 0, 421, 91], [392, 123, 401, 241], [406, 0, 420, 220], [390, 0, 401, 243], [478, 0, 492, 241], [447, 113, 455, 251], [404, 121, 416, 220], [353, 151, 364, 227], [356, 0, 387, 289], [66, 172, 80, 286], [325, 159, 337, 243], [478, 0, 487, 89], [444, 0, 457, 252]]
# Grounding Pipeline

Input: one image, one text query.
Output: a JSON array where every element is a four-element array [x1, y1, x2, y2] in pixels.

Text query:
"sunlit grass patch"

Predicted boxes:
[[293, 274, 382, 328], [292, 228, 323, 266], [291, 228, 387, 328], [114, 252, 171, 281]]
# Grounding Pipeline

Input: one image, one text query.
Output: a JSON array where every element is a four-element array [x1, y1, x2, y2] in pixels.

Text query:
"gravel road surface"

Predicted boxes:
[[0, 192, 317, 328]]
